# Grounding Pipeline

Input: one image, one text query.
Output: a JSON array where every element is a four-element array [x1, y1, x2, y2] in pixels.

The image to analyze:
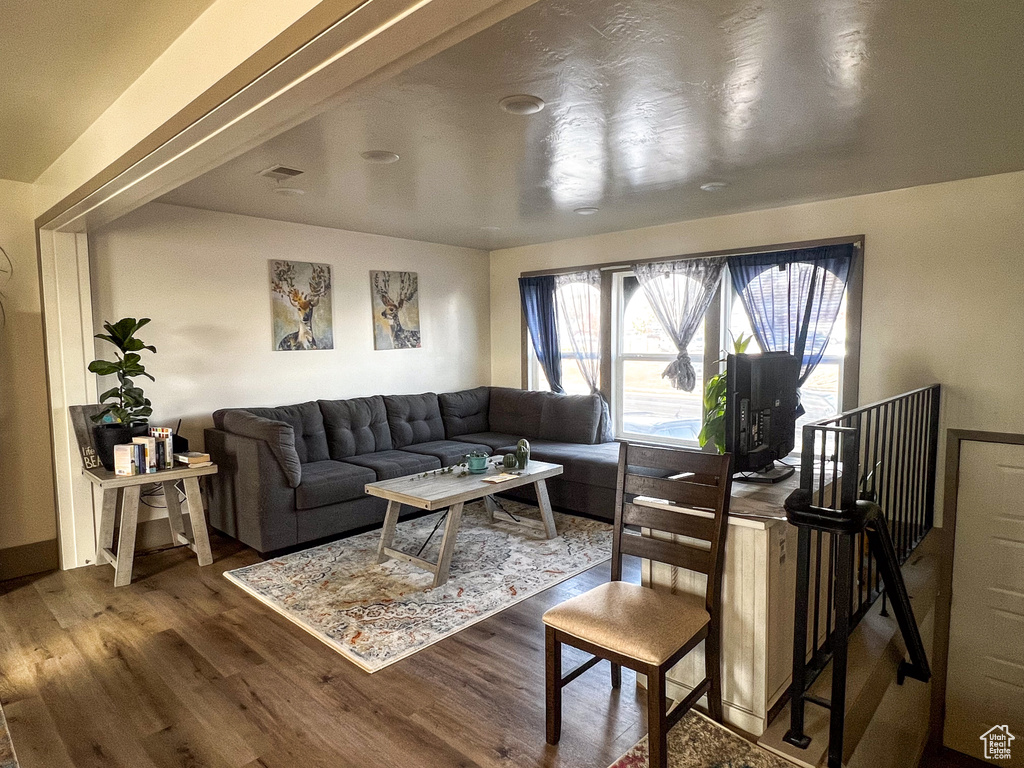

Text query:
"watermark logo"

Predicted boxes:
[[980, 725, 1015, 761]]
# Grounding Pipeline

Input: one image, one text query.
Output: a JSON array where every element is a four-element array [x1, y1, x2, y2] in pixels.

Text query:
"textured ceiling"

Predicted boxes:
[[1, 0, 217, 182], [159, 0, 1024, 250]]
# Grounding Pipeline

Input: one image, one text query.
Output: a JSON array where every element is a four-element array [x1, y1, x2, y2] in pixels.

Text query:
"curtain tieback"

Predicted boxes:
[[663, 350, 697, 392]]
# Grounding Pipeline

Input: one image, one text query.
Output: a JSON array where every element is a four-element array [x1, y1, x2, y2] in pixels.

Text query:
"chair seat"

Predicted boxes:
[[542, 581, 709, 666]]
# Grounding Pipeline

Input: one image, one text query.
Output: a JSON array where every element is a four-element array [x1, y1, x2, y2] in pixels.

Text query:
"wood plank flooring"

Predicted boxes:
[[0, 534, 648, 768]]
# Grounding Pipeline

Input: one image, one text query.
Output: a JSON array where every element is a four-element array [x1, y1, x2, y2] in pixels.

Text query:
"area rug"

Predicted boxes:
[[225, 500, 611, 672], [609, 710, 796, 768], [0, 704, 19, 768]]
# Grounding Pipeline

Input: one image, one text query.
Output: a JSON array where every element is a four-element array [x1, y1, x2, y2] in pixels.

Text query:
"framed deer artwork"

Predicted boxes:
[[370, 270, 421, 349], [270, 259, 334, 351]]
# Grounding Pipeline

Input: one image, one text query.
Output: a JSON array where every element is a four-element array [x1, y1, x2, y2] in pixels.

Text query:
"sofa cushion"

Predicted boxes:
[[438, 387, 491, 437], [526, 440, 623, 490], [344, 450, 441, 480], [295, 461, 377, 511], [488, 388, 547, 437], [456, 432, 526, 452], [217, 401, 329, 464], [220, 410, 302, 488], [384, 393, 446, 448], [402, 439, 494, 466], [319, 396, 392, 458], [539, 393, 603, 444]]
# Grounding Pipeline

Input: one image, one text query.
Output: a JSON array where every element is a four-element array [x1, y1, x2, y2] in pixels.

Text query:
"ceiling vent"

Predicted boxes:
[[258, 165, 306, 181]]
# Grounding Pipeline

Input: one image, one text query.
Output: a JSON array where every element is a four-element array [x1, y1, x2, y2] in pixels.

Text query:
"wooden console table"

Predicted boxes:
[[83, 464, 218, 587]]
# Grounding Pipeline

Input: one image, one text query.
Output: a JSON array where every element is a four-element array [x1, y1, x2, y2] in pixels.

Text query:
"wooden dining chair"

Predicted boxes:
[[542, 441, 734, 768]]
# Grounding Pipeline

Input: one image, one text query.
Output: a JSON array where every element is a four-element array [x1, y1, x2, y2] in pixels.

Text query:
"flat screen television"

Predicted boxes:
[[724, 352, 800, 482]]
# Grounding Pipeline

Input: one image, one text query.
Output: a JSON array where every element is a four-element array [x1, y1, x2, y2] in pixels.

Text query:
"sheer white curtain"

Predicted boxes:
[[555, 270, 612, 439], [634, 257, 725, 391]]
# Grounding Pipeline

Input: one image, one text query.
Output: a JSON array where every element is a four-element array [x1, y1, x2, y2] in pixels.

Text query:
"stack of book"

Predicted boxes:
[[174, 451, 212, 468], [112, 425, 177, 476]]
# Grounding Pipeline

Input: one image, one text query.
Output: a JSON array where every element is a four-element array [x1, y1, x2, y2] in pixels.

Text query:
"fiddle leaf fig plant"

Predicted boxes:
[[698, 332, 753, 454], [88, 317, 157, 425]]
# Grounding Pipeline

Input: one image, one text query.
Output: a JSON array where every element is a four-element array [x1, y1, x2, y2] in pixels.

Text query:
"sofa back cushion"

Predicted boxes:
[[438, 387, 491, 437], [488, 388, 547, 438], [539, 393, 602, 444], [215, 401, 329, 463], [319, 396, 392, 459], [384, 393, 445, 448]]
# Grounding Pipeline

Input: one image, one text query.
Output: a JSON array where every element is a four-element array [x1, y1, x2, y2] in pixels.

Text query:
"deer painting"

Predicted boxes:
[[271, 260, 333, 351], [371, 270, 421, 349]]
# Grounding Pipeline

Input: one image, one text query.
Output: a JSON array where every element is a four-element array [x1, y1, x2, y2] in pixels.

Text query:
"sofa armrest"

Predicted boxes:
[[221, 410, 301, 487], [205, 428, 298, 552]]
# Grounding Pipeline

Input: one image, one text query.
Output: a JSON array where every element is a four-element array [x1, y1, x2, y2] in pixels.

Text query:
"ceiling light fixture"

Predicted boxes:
[[360, 150, 400, 164], [499, 94, 545, 115], [700, 181, 729, 192], [574, 206, 600, 215]]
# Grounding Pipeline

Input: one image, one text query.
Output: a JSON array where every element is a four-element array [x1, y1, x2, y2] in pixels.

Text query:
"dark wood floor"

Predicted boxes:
[[0, 534, 648, 768]]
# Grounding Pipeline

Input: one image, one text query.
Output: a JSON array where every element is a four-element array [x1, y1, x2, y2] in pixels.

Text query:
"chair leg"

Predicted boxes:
[[647, 665, 668, 768], [705, 627, 724, 722], [611, 662, 621, 689], [545, 626, 562, 745]]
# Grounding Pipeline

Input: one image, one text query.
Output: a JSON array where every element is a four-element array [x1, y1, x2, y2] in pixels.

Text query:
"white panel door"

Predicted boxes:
[[944, 440, 1024, 764]]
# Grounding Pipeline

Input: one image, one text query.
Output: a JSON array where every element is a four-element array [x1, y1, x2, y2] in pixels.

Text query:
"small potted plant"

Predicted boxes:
[[699, 333, 752, 454], [88, 318, 157, 469]]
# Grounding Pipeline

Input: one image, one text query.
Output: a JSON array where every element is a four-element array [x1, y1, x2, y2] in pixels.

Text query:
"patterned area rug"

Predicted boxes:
[[609, 710, 796, 768], [0, 704, 18, 768], [225, 500, 611, 672]]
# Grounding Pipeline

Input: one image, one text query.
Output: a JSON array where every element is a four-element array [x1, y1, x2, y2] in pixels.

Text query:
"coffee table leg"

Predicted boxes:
[[535, 479, 557, 539], [433, 502, 465, 587], [183, 476, 214, 567], [483, 494, 500, 522], [377, 500, 402, 564]]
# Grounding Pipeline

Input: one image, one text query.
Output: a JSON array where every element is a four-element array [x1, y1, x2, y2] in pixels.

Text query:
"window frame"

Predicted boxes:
[[520, 236, 864, 447]]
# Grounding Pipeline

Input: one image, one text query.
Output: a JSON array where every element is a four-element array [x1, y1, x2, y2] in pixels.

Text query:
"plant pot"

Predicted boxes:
[[130, 422, 149, 438], [93, 423, 134, 471]]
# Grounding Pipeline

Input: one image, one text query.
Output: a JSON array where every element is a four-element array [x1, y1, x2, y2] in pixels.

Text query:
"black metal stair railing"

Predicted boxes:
[[778, 384, 940, 765], [788, 385, 939, 685]]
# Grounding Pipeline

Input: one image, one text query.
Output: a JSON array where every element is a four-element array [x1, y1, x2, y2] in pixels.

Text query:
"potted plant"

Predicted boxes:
[[698, 333, 752, 454], [88, 318, 157, 469]]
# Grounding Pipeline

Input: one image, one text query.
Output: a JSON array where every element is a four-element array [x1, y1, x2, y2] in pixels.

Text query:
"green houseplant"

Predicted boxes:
[[698, 333, 753, 454], [88, 318, 157, 469]]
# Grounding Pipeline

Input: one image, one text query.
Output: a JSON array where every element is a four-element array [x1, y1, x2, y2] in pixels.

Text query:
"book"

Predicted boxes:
[[133, 436, 158, 473], [175, 451, 211, 466], [114, 444, 137, 476], [481, 472, 519, 484]]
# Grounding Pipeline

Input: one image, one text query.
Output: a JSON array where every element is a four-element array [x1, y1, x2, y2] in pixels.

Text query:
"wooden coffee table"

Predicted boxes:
[[365, 460, 563, 587]]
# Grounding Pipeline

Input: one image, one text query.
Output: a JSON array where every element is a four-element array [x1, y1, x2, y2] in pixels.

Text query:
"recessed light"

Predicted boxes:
[[574, 206, 600, 215], [499, 95, 545, 115], [273, 186, 306, 196], [360, 150, 400, 164], [700, 181, 729, 192]]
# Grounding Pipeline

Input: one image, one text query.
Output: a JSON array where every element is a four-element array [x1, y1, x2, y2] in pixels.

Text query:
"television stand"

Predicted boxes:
[[734, 463, 795, 484]]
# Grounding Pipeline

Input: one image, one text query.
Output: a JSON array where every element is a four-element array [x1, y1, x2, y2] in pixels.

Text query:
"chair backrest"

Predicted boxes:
[[611, 441, 734, 615]]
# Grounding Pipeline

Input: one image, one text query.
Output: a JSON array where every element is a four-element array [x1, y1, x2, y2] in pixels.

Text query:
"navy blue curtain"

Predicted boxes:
[[728, 243, 854, 389], [519, 275, 564, 393]]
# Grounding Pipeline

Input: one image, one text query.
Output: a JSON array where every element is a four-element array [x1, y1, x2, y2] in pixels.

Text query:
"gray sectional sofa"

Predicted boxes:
[[205, 386, 620, 554]]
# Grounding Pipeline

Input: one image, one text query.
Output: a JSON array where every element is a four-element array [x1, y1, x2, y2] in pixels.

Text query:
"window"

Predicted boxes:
[[613, 272, 705, 445], [725, 267, 847, 445], [524, 242, 857, 455], [529, 280, 599, 396]]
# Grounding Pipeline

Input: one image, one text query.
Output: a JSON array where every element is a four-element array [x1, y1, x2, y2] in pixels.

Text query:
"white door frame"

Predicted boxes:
[[38, 0, 538, 569]]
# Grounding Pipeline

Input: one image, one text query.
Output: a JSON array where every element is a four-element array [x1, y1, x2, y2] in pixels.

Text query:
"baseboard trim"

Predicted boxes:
[[0, 538, 59, 580]]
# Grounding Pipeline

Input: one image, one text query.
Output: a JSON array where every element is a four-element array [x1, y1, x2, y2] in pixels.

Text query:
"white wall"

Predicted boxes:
[[490, 170, 1024, 518], [90, 203, 491, 453], [0, 180, 58, 551]]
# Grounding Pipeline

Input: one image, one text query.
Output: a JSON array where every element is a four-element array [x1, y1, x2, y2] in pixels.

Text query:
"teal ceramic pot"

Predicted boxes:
[[466, 453, 489, 474]]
